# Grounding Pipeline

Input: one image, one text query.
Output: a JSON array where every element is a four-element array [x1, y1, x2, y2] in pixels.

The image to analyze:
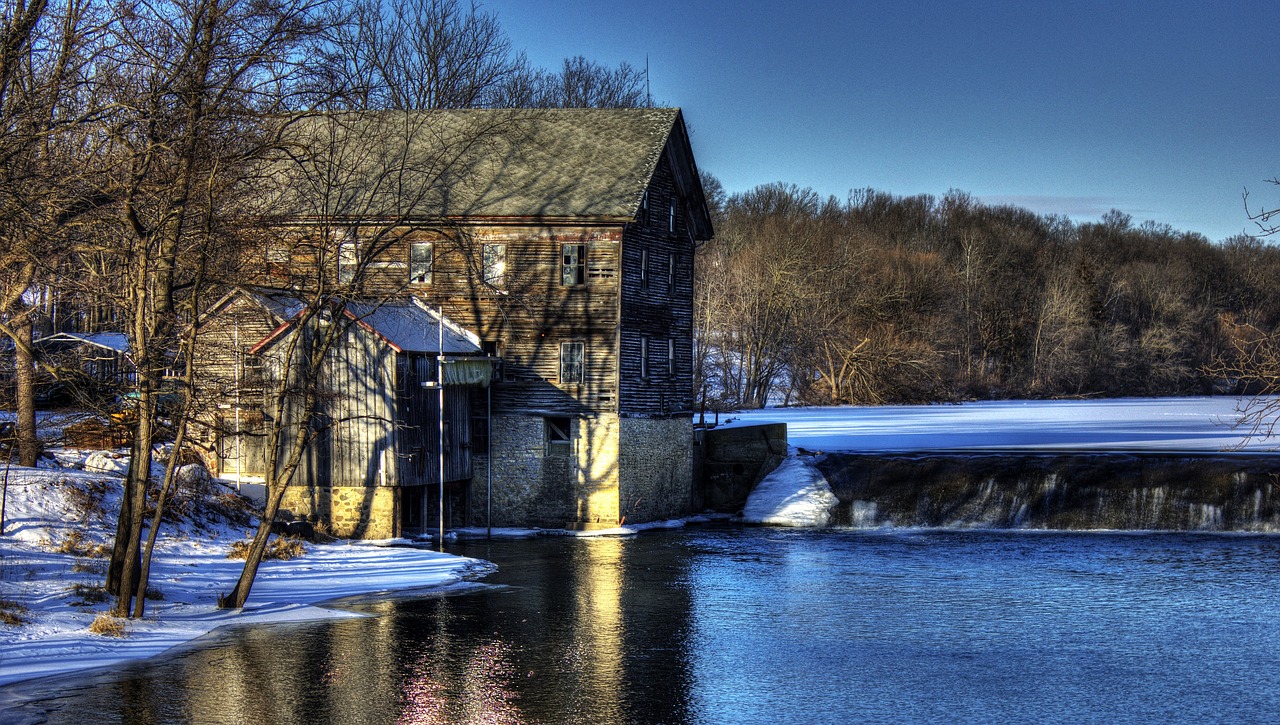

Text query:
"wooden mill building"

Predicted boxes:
[[197, 108, 713, 537]]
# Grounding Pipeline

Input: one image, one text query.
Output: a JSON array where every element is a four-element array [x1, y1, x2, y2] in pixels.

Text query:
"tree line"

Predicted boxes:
[[1, 0, 648, 617], [695, 180, 1280, 408]]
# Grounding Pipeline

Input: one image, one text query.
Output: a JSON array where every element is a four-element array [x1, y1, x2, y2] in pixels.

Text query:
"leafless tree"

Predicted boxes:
[[91, 0, 332, 617], [0, 0, 107, 465]]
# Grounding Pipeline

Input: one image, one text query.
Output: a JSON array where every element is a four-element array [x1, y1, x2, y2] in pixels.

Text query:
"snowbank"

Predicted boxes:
[[741, 456, 839, 527], [0, 465, 490, 688]]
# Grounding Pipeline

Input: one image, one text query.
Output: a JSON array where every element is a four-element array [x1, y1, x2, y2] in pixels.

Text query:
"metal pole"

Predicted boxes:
[[486, 381, 492, 540], [438, 306, 445, 551]]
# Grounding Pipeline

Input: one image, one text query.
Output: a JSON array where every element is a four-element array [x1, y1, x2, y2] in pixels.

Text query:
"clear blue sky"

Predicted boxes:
[[485, 0, 1278, 242]]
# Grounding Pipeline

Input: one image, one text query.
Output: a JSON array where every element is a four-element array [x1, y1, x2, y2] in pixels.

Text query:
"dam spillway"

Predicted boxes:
[[816, 452, 1280, 532]]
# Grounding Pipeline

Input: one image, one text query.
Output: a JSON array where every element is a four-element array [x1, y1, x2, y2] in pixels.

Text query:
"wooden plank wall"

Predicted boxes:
[[618, 151, 697, 417], [396, 353, 473, 485]]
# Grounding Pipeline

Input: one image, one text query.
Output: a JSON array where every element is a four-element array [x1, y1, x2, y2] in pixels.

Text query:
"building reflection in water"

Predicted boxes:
[[9, 535, 697, 725]]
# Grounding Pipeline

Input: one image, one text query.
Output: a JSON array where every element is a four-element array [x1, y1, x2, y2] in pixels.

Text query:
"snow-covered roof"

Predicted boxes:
[[35, 332, 129, 353], [345, 300, 481, 355]]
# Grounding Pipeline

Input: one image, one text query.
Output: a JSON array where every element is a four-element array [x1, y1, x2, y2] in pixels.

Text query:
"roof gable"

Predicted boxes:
[[267, 108, 710, 235]]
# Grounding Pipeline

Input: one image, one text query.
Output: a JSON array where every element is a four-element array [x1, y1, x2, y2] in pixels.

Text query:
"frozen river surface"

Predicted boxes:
[[725, 396, 1279, 452]]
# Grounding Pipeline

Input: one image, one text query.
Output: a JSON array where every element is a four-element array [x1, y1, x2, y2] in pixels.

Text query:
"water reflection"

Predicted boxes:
[[9, 528, 1280, 724]]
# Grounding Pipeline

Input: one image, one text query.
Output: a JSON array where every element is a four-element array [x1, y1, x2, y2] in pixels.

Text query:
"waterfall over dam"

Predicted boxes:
[[815, 452, 1280, 532]]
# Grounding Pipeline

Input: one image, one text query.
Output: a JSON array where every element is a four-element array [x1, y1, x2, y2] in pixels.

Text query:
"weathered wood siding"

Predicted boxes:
[[193, 294, 283, 475], [396, 353, 473, 485], [618, 150, 697, 417], [412, 224, 624, 418]]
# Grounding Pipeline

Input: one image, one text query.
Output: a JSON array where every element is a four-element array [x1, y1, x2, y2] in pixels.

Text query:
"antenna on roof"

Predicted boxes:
[[645, 54, 651, 108]]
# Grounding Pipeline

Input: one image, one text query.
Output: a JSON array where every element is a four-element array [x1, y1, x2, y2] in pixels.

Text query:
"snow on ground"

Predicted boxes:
[[741, 455, 839, 527], [723, 397, 1279, 453], [0, 456, 491, 688]]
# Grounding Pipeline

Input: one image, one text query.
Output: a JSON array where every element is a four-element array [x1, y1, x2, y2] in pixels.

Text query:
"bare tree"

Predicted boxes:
[[92, 0, 331, 617], [0, 0, 106, 465], [318, 0, 522, 110]]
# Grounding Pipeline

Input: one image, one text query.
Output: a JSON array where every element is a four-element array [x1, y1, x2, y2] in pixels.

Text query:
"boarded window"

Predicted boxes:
[[561, 243, 586, 285], [483, 244, 506, 287], [545, 416, 571, 457], [560, 341, 584, 384], [409, 242, 433, 284], [640, 335, 649, 379]]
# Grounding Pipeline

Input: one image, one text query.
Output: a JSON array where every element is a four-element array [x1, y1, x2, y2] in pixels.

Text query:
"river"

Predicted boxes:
[[6, 525, 1280, 723]]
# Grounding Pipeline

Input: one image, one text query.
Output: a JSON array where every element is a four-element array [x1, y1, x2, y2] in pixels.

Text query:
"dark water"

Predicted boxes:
[[7, 526, 1280, 724]]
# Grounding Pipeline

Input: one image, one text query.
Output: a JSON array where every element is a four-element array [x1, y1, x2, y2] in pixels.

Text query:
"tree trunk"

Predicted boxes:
[[13, 316, 38, 467]]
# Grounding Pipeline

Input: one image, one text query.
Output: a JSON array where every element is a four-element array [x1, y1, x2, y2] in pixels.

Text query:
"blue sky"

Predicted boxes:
[[486, 0, 1278, 242]]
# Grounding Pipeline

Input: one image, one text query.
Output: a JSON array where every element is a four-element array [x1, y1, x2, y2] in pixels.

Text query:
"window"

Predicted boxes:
[[472, 415, 489, 455], [561, 243, 586, 285], [560, 341, 584, 384], [265, 242, 289, 265], [409, 242, 433, 284], [640, 335, 649, 379], [483, 244, 506, 287], [668, 253, 676, 290], [639, 190, 649, 225], [669, 199, 677, 233], [640, 248, 649, 291], [338, 240, 358, 284], [482, 340, 504, 380], [668, 338, 676, 377], [545, 416, 571, 456], [240, 352, 264, 389]]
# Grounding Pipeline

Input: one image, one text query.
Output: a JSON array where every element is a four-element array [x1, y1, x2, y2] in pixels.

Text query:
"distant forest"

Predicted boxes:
[[693, 179, 1280, 408]]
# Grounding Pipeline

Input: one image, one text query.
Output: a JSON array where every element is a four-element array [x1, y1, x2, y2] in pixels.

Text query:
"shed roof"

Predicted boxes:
[[266, 108, 713, 238], [345, 300, 482, 355], [36, 332, 129, 353]]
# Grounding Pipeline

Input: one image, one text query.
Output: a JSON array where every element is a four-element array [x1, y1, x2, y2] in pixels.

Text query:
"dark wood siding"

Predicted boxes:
[[396, 354, 473, 485], [618, 151, 696, 416]]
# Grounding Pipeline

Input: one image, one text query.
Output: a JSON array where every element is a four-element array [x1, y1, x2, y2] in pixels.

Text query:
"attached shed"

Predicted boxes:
[[241, 297, 492, 538]]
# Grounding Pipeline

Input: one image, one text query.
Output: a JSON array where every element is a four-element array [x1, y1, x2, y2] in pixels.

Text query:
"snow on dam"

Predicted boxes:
[[721, 398, 1280, 531]]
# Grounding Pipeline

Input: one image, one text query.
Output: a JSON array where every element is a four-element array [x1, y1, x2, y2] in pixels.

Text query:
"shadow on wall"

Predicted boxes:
[[696, 423, 787, 514]]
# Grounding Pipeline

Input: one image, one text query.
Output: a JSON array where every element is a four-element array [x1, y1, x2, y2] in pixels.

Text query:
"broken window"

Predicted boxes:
[[561, 243, 586, 285], [560, 341, 584, 384], [483, 244, 506, 287], [337, 240, 358, 284], [545, 416, 571, 457], [409, 241, 433, 284]]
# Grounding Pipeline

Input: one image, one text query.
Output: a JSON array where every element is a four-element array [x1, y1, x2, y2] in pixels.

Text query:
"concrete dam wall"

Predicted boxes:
[[816, 452, 1280, 532]]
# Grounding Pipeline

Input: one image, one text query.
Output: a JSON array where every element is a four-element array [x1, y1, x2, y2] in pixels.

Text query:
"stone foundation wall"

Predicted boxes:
[[279, 484, 398, 540], [468, 414, 592, 527], [466, 413, 692, 528], [618, 416, 693, 523]]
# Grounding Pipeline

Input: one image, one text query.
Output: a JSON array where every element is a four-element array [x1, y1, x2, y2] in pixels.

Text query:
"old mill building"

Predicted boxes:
[[195, 108, 714, 538]]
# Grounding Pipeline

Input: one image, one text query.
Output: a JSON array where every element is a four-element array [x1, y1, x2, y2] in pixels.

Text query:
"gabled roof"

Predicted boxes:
[[35, 332, 129, 353], [347, 300, 482, 355], [266, 108, 713, 238], [202, 287, 306, 327], [250, 299, 482, 356]]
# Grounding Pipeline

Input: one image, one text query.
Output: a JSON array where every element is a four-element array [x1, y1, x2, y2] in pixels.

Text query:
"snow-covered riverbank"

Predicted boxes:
[[0, 462, 490, 688]]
